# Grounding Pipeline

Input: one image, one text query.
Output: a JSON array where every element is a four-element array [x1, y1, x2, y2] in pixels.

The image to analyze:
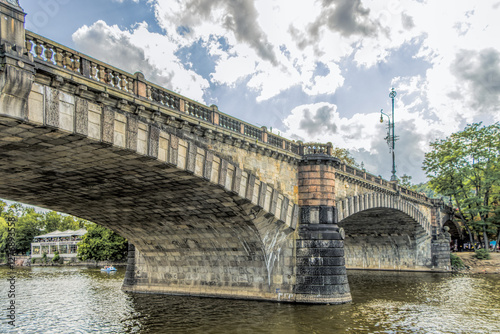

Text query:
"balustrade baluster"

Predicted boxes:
[[152, 88, 159, 102], [104, 68, 113, 85], [90, 63, 97, 79], [97, 65, 106, 82], [34, 40, 44, 59], [166, 92, 171, 105], [73, 55, 80, 73], [112, 72, 120, 87], [44, 44, 54, 63], [54, 48, 64, 67], [120, 75, 127, 91], [63, 51, 73, 69]]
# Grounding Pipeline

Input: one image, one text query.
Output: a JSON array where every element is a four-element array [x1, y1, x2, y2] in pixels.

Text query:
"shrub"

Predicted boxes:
[[474, 248, 491, 260], [41, 252, 47, 264], [450, 254, 465, 270], [31, 258, 36, 264], [52, 251, 60, 263]]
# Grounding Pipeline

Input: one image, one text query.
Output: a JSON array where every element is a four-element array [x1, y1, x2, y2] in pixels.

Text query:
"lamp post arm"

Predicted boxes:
[[380, 110, 391, 121]]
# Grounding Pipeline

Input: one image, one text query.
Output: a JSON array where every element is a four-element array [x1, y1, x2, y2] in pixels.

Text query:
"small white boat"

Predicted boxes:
[[100, 266, 117, 271]]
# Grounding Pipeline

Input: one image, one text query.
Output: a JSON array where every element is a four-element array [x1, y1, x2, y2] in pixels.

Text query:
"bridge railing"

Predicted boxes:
[[25, 31, 300, 155], [300, 142, 332, 156], [336, 162, 431, 203]]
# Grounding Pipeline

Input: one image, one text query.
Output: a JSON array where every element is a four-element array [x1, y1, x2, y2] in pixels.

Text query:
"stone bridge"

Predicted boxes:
[[0, 1, 452, 304]]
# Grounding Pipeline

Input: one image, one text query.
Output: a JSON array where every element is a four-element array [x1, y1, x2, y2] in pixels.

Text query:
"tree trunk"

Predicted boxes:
[[483, 226, 489, 251], [464, 222, 475, 251]]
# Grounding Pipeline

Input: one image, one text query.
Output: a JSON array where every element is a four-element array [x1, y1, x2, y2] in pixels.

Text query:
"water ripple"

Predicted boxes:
[[1, 267, 499, 333]]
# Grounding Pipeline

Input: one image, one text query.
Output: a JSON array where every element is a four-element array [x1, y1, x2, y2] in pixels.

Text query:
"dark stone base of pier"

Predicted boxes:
[[294, 206, 352, 304], [431, 239, 451, 270]]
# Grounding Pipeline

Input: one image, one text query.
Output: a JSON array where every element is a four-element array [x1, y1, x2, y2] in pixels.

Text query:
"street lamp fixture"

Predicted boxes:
[[380, 88, 398, 182]]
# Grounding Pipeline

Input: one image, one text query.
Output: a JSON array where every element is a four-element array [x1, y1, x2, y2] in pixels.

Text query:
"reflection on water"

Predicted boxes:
[[0, 267, 499, 333]]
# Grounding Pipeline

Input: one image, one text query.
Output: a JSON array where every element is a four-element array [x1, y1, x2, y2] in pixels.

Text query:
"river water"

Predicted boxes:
[[1, 266, 499, 333]]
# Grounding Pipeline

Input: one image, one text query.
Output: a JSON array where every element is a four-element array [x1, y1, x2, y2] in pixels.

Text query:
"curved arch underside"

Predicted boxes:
[[0, 118, 294, 299], [339, 208, 432, 270], [443, 220, 462, 240]]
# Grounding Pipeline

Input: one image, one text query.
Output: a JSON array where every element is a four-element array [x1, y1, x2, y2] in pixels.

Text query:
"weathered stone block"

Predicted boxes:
[[149, 125, 160, 158], [102, 107, 114, 144], [44, 86, 59, 127], [75, 97, 88, 136]]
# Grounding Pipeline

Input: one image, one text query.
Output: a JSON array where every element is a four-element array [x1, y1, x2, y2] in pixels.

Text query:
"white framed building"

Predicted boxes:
[[31, 229, 86, 259]]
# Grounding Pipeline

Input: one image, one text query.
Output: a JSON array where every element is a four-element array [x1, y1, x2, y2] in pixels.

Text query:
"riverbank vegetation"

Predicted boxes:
[[423, 122, 500, 253], [0, 200, 127, 263], [77, 223, 128, 262]]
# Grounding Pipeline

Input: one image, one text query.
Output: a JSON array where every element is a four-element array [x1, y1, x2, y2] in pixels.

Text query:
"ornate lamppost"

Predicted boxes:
[[380, 88, 398, 181]]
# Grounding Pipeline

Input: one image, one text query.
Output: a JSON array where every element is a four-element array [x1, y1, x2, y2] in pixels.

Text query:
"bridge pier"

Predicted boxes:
[[431, 226, 452, 270], [295, 155, 351, 304]]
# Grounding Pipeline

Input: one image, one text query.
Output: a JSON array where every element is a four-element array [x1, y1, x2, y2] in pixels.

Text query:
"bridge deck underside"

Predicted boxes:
[[0, 118, 294, 299], [339, 208, 431, 270]]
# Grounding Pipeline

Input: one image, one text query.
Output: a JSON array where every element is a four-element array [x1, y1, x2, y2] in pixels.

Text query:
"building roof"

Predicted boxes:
[[33, 228, 87, 239]]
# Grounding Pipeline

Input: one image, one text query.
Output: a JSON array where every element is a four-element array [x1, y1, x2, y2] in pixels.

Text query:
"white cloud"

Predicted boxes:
[[72, 20, 209, 103]]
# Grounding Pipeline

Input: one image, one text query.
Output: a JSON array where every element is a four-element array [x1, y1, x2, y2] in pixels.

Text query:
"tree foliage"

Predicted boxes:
[[399, 174, 415, 190], [331, 147, 359, 167], [423, 122, 500, 249], [397, 175, 451, 201], [0, 200, 98, 256], [77, 223, 128, 262], [0, 203, 44, 255]]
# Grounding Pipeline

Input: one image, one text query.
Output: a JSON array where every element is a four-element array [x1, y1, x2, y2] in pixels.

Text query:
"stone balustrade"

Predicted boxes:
[[335, 162, 432, 205]]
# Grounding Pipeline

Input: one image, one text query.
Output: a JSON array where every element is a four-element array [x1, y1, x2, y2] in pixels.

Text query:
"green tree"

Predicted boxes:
[[423, 122, 500, 251], [42, 211, 63, 233], [77, 223, 128, 262], [42, 211, 85, 232], [331, 147, 359, 167], [14, 209, 44, 254], [0, 200, 13, 256], [399, 174, 415, 189], [0, 202, 44, 255]]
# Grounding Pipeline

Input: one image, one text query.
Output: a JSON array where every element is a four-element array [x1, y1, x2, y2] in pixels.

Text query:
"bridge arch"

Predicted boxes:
[[336, 192, 432, 235], [337, 193, 433, 270]]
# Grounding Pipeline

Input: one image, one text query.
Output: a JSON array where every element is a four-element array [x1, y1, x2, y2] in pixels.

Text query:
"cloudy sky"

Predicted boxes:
[[21, 0, 500, 183]]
